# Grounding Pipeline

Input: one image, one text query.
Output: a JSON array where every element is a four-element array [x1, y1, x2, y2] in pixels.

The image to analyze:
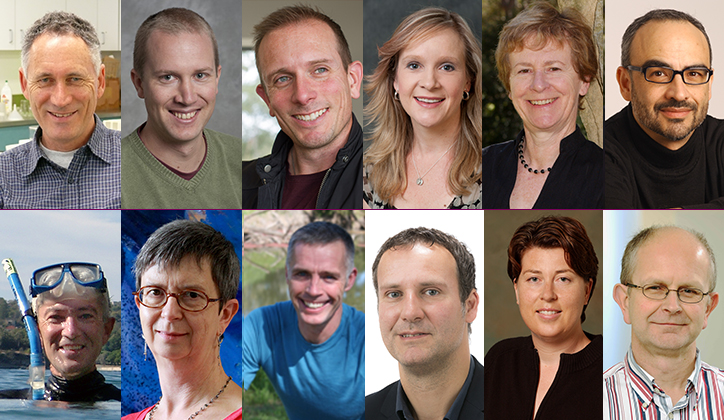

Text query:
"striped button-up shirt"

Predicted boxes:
[[604, 349, 724, 419], [0, 115, 120, 209]]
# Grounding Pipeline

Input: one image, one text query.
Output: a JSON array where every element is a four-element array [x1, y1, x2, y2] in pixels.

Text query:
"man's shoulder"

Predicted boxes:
[[246, 301, 294, 326], [365, 380, 398, 418], [603, 360, 626, 381], [203, 129, 242, 148]]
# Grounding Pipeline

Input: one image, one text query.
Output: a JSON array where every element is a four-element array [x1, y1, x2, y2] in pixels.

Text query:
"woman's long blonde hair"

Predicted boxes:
[[364, 7, 482, 202]]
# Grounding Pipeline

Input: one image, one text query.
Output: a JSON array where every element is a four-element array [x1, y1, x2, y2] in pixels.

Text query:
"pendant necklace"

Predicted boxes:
[[148, 376, 232, 420], [411, 141, 455, 186]]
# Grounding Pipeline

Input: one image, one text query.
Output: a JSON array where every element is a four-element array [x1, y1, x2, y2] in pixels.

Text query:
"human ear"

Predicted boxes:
[[616, 66, 632, 102], [613, 283, 632, 325]]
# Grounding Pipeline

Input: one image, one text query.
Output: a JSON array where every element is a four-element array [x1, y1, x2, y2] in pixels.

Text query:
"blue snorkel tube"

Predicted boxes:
[[2, 259, 45, 400]]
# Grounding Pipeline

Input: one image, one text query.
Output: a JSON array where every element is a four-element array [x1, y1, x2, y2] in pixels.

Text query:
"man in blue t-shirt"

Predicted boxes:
[[242, 221, 364, 420]]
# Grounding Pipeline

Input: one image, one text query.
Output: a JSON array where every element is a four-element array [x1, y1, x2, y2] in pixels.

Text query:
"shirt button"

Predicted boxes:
[[264, 164, 272, 173], [67, 177, 74, 184], [642, 403, 649, 409], [668, 413, 673, 419], [342, 155, 349, 163]]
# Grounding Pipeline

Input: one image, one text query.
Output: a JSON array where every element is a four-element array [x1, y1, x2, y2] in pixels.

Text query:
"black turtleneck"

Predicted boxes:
[[0, 369, 120, 402], [605, 104, 724, 208]]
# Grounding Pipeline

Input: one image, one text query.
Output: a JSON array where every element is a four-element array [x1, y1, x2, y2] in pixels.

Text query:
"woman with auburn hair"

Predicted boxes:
[[485, 216, 602, 419], [363, 7, 482, 209], [481, 2, 604, 209]]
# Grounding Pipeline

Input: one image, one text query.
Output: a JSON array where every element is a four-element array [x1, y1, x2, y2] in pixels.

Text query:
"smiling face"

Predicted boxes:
[[514, 247, 592, 344], [508, 40, 589, 138], [286, 241, 356, 344], [20, 33, 104, 152], [618, 20, 712, 149], [255, 20, 362, 154], [614, 228, 719, 358], [376, 243, 477, 370], [36, 295, 114, 379], [393, 29, 470, 134], [131, 30, 220, 146], [137, 256, 236, 362]]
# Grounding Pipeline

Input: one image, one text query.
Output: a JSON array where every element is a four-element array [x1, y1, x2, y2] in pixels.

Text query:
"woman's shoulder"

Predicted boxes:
[[482, 139, 517, 159], [485, 336, 533, 360], [363, 163, 395, 209], [122, 406, 153, 420]]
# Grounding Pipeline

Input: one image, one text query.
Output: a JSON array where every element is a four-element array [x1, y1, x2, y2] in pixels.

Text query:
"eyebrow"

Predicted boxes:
[[640, 59, 710, 69], [521, 268, 575, 276], [513, 59, 566, 68], [152, 67, 215, 76], [265, 58, 336, 80], [399, 54, 463, 63]]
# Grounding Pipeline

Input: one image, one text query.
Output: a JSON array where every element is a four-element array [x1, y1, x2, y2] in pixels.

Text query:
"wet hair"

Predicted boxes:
[[621, 9, 711, 67], [620, 225, 717, 291], [253, 4, 352, 87], [286, 222, 355, 276], [364, 7, 482, 202], [133, 7, 219, 77], [21, 11, 101, 75], [134, 220, 240, 308], [507, 216, 598, 322], [495, 2, 597, 109]]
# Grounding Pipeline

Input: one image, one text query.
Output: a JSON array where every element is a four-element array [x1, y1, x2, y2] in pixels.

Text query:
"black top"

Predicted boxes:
[[480, 127, 604, 209], [605, 104, 724, 208], [366, 355, 484, 420], [0, 370, 121, 402], [242, 115, 363, 209], [484, 333, 602, 420]]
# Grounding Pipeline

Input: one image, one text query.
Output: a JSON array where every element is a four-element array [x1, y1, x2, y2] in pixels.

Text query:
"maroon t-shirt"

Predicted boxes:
[[281, 168, 327, 209]]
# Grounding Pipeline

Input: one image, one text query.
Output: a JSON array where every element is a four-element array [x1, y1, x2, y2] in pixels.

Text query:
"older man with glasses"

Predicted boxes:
[[605, 9, 724, 209], [605, 226, 722, 419]]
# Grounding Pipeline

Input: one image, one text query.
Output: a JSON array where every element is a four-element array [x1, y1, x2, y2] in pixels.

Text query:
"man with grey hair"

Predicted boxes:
[[605, 226, 722, 419], [0, 11, 120, 209], [605, 9, 724, 209], [242, 221, 364, 419], [0, 262, 118, 401], [122, 7, 243, 209]]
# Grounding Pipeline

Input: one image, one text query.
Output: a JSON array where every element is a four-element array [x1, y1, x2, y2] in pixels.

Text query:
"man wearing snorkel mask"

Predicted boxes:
[[0, 263, 119, 401]]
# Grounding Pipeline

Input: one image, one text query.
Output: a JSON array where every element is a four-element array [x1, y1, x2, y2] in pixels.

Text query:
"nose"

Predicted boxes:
[[400, 294, 424, 322], [531, 70, 550, 92], [160, 294, 184, 320], [540, 280, 557, 301], [661, 289, 683, 313], [51, 82, 73, 109], [292, 77, 316, 105], [420, 68, 439, 90], [306, 275, 321, 296], [665, 74, 690, 102], [175, 78, 197, 105], [61, 316, 80, 339]]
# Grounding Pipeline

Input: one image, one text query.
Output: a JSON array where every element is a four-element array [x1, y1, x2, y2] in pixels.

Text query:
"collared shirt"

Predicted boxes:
[[395, 356, 474, 420], [0, 114, 120, 209], [604, 348, 724, 419]]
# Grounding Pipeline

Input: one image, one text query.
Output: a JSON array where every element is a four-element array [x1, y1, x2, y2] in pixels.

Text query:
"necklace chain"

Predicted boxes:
[[518, 134, 552, 175], [411, 142, 455, 186], [148, 376, 232, 420]]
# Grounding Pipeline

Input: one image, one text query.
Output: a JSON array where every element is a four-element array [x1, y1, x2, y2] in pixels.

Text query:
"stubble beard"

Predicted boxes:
[[631, 89, 708, 142]]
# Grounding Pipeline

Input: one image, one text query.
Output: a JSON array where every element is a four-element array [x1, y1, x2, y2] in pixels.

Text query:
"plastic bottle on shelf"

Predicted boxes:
[[1, 81, 12, 115]]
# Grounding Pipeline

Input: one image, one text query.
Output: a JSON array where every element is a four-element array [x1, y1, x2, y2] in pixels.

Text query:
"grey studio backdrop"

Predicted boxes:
[[120, 0, 242, 138], [362, 0, 482, 135], [483, 210, 604, 355]]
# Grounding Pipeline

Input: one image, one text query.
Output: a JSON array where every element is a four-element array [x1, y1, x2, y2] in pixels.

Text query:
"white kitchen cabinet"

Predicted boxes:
[[15, 0, 64, 50], [0, 0, 16, 50], [97, 0, 119, 50]]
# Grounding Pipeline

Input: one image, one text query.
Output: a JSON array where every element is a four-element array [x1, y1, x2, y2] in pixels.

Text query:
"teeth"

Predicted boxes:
[[51, 112, 73, 117], [530, 99, 555, 105], [294, 109, 327, 122], [173, 111, 197, 120], [63, 345, 83, 350], [402, 333, 424, 338], [416, 97, 443, 103], [538, 310, 558, 315], [303, 301, 324, 309]]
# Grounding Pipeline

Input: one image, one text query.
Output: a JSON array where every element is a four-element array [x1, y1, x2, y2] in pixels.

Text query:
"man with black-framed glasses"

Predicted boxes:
[[605, 226, 722, 419], [605, 9, 724, 209]]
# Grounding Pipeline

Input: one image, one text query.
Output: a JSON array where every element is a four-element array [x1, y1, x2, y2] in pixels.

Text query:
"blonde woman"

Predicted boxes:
[[363, 7, 482, 209]]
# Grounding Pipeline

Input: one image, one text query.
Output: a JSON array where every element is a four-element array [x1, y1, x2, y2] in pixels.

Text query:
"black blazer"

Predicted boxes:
[[365, 356, 484, 420]]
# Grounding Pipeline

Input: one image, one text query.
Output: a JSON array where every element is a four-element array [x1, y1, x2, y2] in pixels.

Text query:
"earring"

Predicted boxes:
[[394, 90, 399, 101], [144, 340, 148, 361], [462, 91, 470, 101]]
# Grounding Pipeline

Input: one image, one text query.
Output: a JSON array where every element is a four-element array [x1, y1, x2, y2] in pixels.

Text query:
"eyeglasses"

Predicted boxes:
[[31, 262, 106, 297], [626, 65, 713, 85], [133, 286, 220, 312], [625, 283, 712, 304]]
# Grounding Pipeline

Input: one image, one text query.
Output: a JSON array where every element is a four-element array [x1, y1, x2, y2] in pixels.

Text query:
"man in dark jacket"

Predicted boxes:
[[366, 228, 483, 420], [242, 5, 363, 209]]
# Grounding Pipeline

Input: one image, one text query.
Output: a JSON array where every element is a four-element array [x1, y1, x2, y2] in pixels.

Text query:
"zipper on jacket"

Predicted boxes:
[[315, 168, 332, 208]]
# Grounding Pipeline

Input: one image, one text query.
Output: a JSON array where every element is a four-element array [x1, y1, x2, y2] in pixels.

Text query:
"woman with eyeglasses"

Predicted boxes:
[[485, 216, 602, 419], [123, 220, 242, 420]]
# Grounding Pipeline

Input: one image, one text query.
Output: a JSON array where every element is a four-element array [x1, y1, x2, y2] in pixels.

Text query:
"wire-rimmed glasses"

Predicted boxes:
[[625, 283, 712, 304]]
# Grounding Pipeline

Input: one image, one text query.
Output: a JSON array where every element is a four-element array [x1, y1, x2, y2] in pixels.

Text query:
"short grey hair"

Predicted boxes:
[[621, 9, 712, 67], [621, 225, 717, 291], [286, 222, 355, 277], [21, 11, 102, 76]]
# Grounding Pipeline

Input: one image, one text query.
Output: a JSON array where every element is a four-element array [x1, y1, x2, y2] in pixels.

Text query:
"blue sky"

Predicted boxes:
[[0, 210, 121, 302]]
